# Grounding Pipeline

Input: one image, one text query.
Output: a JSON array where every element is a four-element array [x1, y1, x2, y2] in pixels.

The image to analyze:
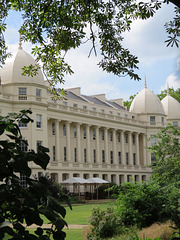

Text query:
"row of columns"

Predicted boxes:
[[54, 120, 147, 166]]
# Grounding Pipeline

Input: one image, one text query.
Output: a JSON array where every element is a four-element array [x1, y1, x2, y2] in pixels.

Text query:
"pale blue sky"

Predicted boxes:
[[4, 3, 180, 101]]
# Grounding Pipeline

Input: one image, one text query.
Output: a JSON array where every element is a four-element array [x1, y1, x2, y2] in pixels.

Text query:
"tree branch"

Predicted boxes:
[[169, 0, 180, 8]]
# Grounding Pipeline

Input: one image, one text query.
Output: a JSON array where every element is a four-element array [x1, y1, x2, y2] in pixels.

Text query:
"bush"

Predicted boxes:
[[87, 207, 122, 240]]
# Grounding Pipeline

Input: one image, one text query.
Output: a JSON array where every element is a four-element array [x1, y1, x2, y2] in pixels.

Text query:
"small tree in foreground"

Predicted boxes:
[[0, 110, 71, 240]]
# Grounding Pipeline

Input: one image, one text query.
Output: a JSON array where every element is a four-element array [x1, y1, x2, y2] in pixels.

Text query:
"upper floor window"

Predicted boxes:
[[132, 134, 135, 144], [118, 151, 121, 164], [18, 87, 27, 100], [101, 130, 104, 141], [93, 128, 96, 140], [83, 127, 86, 139], [133, 153, 136, 165], [63, 101, 67, 106], [20, 140, 28, 152], [63, 124, 66, 136], [93, 149, 96, 163], [73, 103, 77, 108], [19, 120, 27, 128], [37, 140, 42, 152], [126, 152, 129, 165], [52, 122, 55, 135], [150, 135, 156, 145], [132, 116, 135, 120], [83, 105, 87, 110], [74, 127, 77, 138], [92, 107, 96, 112], [64, 147, 66, 162], [110, 151, 113, 164], [125, 134, 128, 143], [84, 148, 87, 163], [36, 114, 42, 129], [150, 116, 156, 123], [74, 148, 77, 162], [117, 113, 120, 117], [109, 131, 113, 141], [101, 109, 105, 113], [36, 89, 41, 97], [109, 111, 113, 115], [161, 117, 164, 123], [117, 133, 120, 143], [125, 114, 128, 118], [53, 146, 56, 161], [102, 150, 105, 163], [173, 121, 178, 127]]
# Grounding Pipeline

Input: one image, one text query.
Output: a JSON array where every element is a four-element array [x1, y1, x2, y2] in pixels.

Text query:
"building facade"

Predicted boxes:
[[0, 43, 180, 185]]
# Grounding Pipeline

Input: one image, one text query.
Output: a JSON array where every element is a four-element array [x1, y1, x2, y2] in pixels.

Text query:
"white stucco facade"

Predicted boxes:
[[0, 45, 180, 185]]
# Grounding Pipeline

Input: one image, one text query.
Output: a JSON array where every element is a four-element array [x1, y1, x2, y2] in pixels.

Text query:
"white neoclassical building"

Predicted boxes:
[[0, 42, 180, 185]]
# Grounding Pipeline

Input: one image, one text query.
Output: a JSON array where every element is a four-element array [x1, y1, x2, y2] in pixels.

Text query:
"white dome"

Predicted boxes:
[[130, 87, 165, 115], [161, 95, 180, 120], [0, 47, 45, 86]]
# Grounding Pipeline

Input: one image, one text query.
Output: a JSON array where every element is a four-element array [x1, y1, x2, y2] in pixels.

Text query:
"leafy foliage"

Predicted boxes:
[[0, 110, 71, 239], [0, 0, 179, 96], [157, 88, 180, 103]]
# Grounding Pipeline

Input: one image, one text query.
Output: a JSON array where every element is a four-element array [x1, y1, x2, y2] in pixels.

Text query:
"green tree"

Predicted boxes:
[[0, 1, 179, 96], [0, 110, 71, 239], [157, 87, 180, 103], [123, 93, 137, 110]]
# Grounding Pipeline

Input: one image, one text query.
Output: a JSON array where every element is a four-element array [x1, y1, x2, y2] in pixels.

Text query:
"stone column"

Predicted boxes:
[[86, 125, 91, 163], [66, 121, 71, 162], [143, 134, 147, 166], [77, 123, 81, 163], [135, 133, 140, 165], [128, 132, 133, 165], [96, 126, 100, 164], [104, 128, 109, 164], [113, 129, 117, 164], [55, 119, 60, 161], [121, 130, 125, 165]]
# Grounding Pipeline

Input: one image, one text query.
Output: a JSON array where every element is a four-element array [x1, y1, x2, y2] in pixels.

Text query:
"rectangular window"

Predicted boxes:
[[101, 130, 104, 141], [37, 141, 42, 152], [151, 153, 156, 164], [150, 116, 156, 123], [19, 121, 27, 128], [117, 113, 120, 117], [117, 133, 120, 143], [133, 153, 136, 165], [102, 150, 105, 163], [20, 140, 28, 152], [83, 105, 87, 110], [52, 122, 55, 135], [110, 151, 113, 164], [126, 152, 129, 165], [36, 89, 41, 97], [36, 114, 42, 129], [101, 109, 105, 113], [64, 147, 66, 162], [74, 127, 77, 138], [173, 121, 178, 127], [83, 127, 86, 139], [93, 128, 96, 140], [118, 151, 121, 164], [109, 111, 113, 115], [84, 148, 87, 163], [150, 135, 156, 145], [20, 174, 27, 188], [132, 134, 135, 144], [74, 148, 77, 162], [73, 103, 77, 108], [18, 87, 27, 100], [109, 131, 113, 141], [63, 124, 66, 136], [93, 149, 96, 163], [53, 146, 56, 161], [63, 101, 67, 106], [161, 117, 164, 123], [92, 107, 96, 112], [125, 134, 128, 143]]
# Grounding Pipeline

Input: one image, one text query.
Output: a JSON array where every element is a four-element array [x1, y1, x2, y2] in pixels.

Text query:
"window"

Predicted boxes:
[[36, 89, 41, 97], [110, 151, 113, 164], [132, 116, 135, 120], [83, 127, 86, 139], [150, 116, 156, 123], [132, 134, 135, 144], [20, 140, 28, 152], [92, 107, 96, 112], [83, 105, 87, 110], [93, 128, 96, 140], [126, 152, 129, 165], [109, 111, 113, 115], [173, 121, 178, 127], [133, 153, 136, 165], [52, 122, 55, 135], [20, 174, 27, 188], [63, 124, 66, 136], [118, 152, 121, 164], [102, 150, 105, 163], [19, 121, 27, 128], [73, 103, 77, 108], [161, 117, 164, 123], [101, 130, 104, 141], [101, 109, 105, 113], [125, 134, 128, 143], [18, 87, 27, 100], [74, 127, 77, 138], [151, 153, 156, 164], [74, 148, 77, 162], [93, 149, 96, 163], [36, 114, 42, 129], [125, 114, 128, 118], [84, 149, 87, 163], [37, 141, 42, 152], [53, 146, 56, 161], [117, 133, 120, 143], [117, 113, 120, 117], [64, 147, 66, 162], [150, 135, 156, 145], [109, 131, 113, 141], [63, 101, 67, 106]]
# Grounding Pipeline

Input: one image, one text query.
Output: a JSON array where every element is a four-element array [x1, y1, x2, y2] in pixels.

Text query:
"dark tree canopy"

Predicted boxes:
[[0, 0, 179, 95]]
